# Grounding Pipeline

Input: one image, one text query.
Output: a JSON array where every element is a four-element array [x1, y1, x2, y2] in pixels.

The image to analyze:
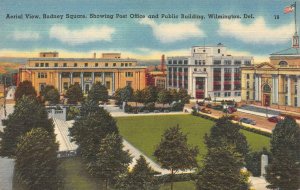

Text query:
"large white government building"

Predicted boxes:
[[167, 44, 253, 100]]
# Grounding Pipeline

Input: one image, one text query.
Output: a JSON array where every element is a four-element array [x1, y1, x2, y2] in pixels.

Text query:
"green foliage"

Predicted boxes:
[[118, 155, 159, 190], [66, 106, 80, 120], [14, 80, 37, 101], [0, 96, 54, 157], [133, 89, 144, 105], [113, 88, 123, 105], [171, 102, 184, 111], [154, 125, 198, 190], [121, 85, 134, 102], [69, 104, 118, 163], [45, 88, 60, 105], [40, 85, 55, 97], [170, 89, 179, 103], [177, 89, 190, 104], [266, 116, 300, 190], [65, 83, 83, 104], [87, 82, 109, 103], [196, 145, 249, 190], [15, 128, 59, 190], [204, 117, 249, 158], [245, 148, 271, 177], [157, 89, 172, 106], [91, 133, 132, 189], [142, 86, 158, 104]]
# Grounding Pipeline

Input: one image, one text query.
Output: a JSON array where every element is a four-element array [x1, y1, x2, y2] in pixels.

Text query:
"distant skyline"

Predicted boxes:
[[0, 0, 299, 63]]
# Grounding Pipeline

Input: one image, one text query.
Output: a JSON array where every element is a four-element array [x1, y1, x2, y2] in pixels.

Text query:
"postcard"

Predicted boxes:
[[0, 0, 299, 190]]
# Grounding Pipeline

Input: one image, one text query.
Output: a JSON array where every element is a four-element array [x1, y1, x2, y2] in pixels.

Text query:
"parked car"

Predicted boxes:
[[268, 116, 281, 123], [143, 110, 150, 113], [200, 108, 212, 114], [228, 115, 240, 121], [164, 109, 170, 113], [225, 106, 237, 114], [153, 110, 160, 113], [239, 118, 256, 125], [206, 104, 212, 108], [212, 105, 223, 111]]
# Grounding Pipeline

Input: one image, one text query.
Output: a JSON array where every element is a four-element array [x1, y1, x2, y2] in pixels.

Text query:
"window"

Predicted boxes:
[[218, 49, 220, 53], [105, 63, 108, 67], [263, 84, 271, 93], [234, 60, 241, 65], [95, 63, 98, 67], [63, 82, 68, 90], [84, 63, 88, 67], [35, 63, 39, 67], [39, 83, 46, 92], [279, 61, 288, 67], [234, 92, 241, 96], [125, 63, 128, 67], [224, 92, 231, 97], [74, 63, 77, 67], [195, 60, 198, 65], [213, 60, 221, 65], [126, 81, 132, 87], [40, 63, 44, 67], [106, 81, 111, 89], [203, 68, 206, 72], [203, 60, 206, 65], [295, 97, 298, 107], [168, 60, 172, 65], [54, 63, 58, 67], [184, 60, 188, 65], [247, 74, 250, 79], [214, 92, 221, 97], [38, 72, 47, 78], [173, 60, 177, 65], [121, 63, 124, 67], [113, 63, 116, 67], [247, 81, 250, 89], [45, 63, 49, 67], [63, 63, 67, 67], [125, 72, 133, 77], [246, 91, 250, 100], [179, 60, 183, 64], [244, 60, 251, 65], [224, 60, 231, 65]]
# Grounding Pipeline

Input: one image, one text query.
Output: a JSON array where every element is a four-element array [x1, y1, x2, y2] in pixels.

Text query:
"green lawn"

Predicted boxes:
[[160, 181, 196, 190], [116, 114, 270, 164]]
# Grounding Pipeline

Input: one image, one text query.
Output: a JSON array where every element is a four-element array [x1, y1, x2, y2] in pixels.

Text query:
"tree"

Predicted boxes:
[[15, 128, 59, 190], [121, 85, 134, 103], [120, 155, 159, 190], [113, 88, 123, 105], [177, 89, 190, 104], [265, 116, 300, 190], [92, 133, 132, 190], [40, 85, 55, 97], [69, 101, 119, 163], [154, 125, 198, 190], [65, 83, 83, 104], [0, 96, 54, 157], [157, 89, 171, 107], [169, 89, 179, 103], [196, 145, 249, 190], [88, 82, 109, 103], [204, 117, 249, 158], [44, 88, 60, 105], [133, 89, 144, 108], [142, 86, 158, 105], [14, 80, 37, 101]]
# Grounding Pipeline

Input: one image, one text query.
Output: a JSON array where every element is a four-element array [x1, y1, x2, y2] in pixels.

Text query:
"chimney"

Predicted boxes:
[[93, 52, 96, 59], [161, 54, 165, 75]]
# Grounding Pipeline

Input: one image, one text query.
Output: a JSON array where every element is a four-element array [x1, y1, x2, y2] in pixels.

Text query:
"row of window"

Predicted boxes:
[[213, 92, 241, 97], [37, 72, 47, 78], [34, 62, 133, 67], [125, 72, 133, 77], [167, 60, 188, 65], [213, 60, 250, 65]]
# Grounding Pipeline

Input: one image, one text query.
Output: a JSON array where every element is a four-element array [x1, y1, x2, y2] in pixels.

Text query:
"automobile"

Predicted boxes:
[[206, 104, 212, 108], [228, 115, 240, 121], [212, 105, 223, 111], [225, 106, 237, 114], [163, 109, 170, 113], [268, 116, 281, 123], [153, 110, 160, 113], [200, 108, 212, 114], [143, 110, 150, 113], [239, 118, 256, 125]]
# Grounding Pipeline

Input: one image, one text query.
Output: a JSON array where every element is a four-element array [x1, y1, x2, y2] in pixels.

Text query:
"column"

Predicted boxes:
[[231, 68, 235, 91], [112, 72, 115, 93], [287, 76, 291, 106], [274, 76, 279, 103], [205, 77, 208, 98], [254, 74, 259, 101], [221, 68, 224, 92], [272, 75, 275, 104], [58, 72, 62, 93], [182, 68, 185, 89], [258, 75, 262, 101], [80, 72, 84, 91], [176, 67, 179, 89], [102, 72, 105, 85], [91, 72, 95, 84], [171, 67, 174, 87], [70, 72, 73, 85], [192, 77, 196, 98], [297, 76, 300, 107]]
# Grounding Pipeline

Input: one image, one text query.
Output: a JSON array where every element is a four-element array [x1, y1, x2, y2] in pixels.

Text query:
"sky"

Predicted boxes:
[[0, 0, 299, 63]]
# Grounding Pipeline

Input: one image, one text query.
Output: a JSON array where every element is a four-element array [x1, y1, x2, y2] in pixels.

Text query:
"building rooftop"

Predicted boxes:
[[28, 58, 137, 62], [270, 47, 300, 56]]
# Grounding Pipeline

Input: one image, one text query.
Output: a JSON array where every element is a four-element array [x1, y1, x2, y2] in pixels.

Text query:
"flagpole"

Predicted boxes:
[[295, 1, 297, 34]]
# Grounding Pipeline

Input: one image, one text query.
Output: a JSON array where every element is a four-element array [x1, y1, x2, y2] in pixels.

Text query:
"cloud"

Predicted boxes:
[[139, 18, 205, 43], [12, 31, 40, 41], [49, 25, 116, 45], [218, 17, 294, 44]]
